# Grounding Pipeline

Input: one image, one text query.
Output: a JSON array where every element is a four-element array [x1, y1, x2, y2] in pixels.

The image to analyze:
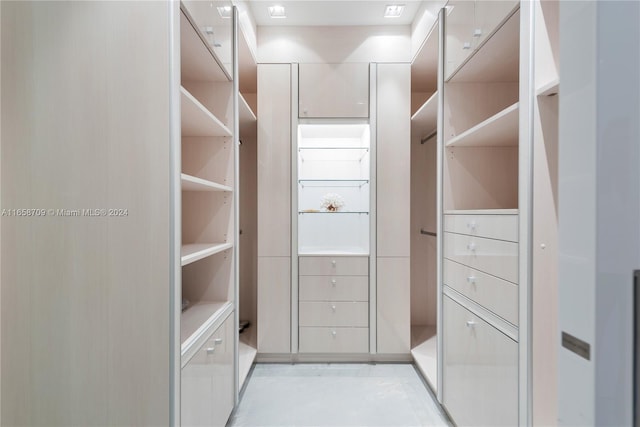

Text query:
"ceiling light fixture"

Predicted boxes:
[[268, 5, 286, 18], [384, 4, 405, 18], [217, 5, 232, 18]]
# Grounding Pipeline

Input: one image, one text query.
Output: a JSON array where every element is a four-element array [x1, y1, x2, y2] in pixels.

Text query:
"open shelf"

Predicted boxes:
[[181, 301, 234, 366], [181, 173, 233, 192], [537, 78, 559, 97], [411, 91, 438, 139], [444, 208, 519, 216], [298, 179, 369, 188], [448, 8, 520, 84], [181, 87, 232, 137], [411, 325, 438, 392], [181, 243, 233, 266], [299, 211, 369, 215], [180, 9, 229, 83], [239, 93, 257, 126], [447, 103, 518, 147], [238, 338, 257, 389]]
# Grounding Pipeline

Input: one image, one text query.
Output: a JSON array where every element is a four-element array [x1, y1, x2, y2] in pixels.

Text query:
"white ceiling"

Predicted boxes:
[[248, 1, 425, 26]]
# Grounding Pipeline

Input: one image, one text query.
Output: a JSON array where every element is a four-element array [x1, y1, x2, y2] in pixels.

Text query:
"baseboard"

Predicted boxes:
[[255, 352, 413, 363]]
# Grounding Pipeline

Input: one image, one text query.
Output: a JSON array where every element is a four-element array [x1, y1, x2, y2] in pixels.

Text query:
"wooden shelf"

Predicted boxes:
[[181, 173, 232, 192], [537, 78, 559, 97], [181, 301, 233, 367], [447, 103, 518, 147], [411, 91, 438, 139], [411, 325, 438, 393], [180, 9, 229, 83], [239, 338, 257, 389], [448, 8, 520, 83], [444, 208, 519, 216], [239, 93, 257, 126], [411, 21, 439, 94], [181, 87, 232, 137], [181, 243, 233, 266]]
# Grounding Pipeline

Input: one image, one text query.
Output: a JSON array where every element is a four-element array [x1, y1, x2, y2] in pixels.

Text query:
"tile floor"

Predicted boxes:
[[228, 363, 452, 427]]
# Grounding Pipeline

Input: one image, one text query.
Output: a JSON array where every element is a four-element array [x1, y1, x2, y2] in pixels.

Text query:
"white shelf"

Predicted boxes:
[[181, 301, 233, 367], [180, 9, 229, 83], [537, 78, 559, 97], [239, 93, 257, 126], [181, 86, 232, 137], [444, 209, 519, 215], [181, 243, 233, 266], [447, 103, 519, 147], [181, 173, 232, 192], [411, 325, 437, 393], [238, 338, 257, 389], [448, 8, 520, 83], [411, 91, 438, 139]]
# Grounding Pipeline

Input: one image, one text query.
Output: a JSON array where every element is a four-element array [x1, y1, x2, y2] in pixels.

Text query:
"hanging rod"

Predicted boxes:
[[420, 228, 437, 237], [420, 130, 437, 144]]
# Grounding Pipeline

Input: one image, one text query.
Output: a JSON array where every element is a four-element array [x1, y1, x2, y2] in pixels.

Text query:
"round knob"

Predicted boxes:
[[331, 305, 336, 312], [331, 330, 337, 338], [331, 279, 337, 286], [467, 276, 476, 284], [466, 320, 477, 328], [467, 242, 476, 252], [467, 220, 477, 230], [331, 260, 336, 267]]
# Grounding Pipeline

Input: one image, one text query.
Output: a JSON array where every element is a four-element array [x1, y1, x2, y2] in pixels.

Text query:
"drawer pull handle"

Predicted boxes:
[[467, 276, 476, 284], [467, 243, 476, 252], [331, 279, 337, 286], [467, 220, 477, 230], [466, 320, 476, 328], [331, 305, 336, 312], [463, 42, 472, 50], [206, 347, 216, 355], [332, 330, 337, 338], [331, 260, 336, 267], [214, 338, 223, 345]]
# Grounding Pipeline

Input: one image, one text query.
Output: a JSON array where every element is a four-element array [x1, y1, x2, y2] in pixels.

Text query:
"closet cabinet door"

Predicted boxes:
[[298, 63, 369, 118], [443, 297, 517, 427], [181, 313, 234, 427]]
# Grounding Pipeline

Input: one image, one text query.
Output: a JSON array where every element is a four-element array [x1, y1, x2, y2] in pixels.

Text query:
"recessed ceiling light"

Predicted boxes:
[[268, 5, 286, 18], [384, 4, 405, 18], [217, 6, 232, 18]]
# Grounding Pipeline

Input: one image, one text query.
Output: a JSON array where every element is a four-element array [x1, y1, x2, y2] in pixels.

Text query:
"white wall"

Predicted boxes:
[[558, 1, 640, 425], [257, 25, 411, 64]]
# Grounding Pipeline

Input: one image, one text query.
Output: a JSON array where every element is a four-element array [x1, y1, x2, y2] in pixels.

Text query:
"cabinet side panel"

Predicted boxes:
[[1, 2, 172, 425], [377, 257, 411, 354], [376, 63, 411, 257], [257, 64, 291, 257], [257, 257, 291, 353]]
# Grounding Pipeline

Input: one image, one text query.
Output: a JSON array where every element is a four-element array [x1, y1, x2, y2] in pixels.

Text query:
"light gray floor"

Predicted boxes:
[[228, 363, 452, 427]]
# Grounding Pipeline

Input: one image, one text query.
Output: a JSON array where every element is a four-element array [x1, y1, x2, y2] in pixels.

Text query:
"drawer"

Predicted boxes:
[[444, 213, 518, 242], [299, 301, 368, 327], [443, 259, 518, 325], [299, 256, 368, 276], [299, 327, 369, 353], [443, 232, 518, 283], [299, 275, 368, 302], [443, 296, 517, 427]]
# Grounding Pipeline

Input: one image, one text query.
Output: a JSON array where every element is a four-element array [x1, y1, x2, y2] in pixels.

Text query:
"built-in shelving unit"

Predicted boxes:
[[410, 10, 439, 393], [181, 243, 234, 266], [181, 173, 233, 192], [446, 103, 519, 147], [180, 301, 234, 367], [181, 87, 233, 137]]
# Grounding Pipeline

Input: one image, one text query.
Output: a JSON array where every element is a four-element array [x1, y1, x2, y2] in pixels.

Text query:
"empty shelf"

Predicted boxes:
[[181, 87, 232, 137], [239, 339, 258, 388], [239, 93, 257, 125], [181, 243, 233, 266], [411, 325, 438, 393], [537, 78, 559, 97], [447, 103, 519, 147], [181, 173, 232, 192], [443, 208, 519, 215], [411, 91, 438, 139]]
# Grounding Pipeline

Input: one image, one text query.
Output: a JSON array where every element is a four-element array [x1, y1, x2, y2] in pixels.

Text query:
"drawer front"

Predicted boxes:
[[443, 213, 518, 242], [299, 327, 369, 353], [443, 259, 518, 325], [443, 297, 518, 427], [299, 256, 369, 276], [443, 232, 518, 283], [299, 275, 369, 302], [299, 301, 368, 327]]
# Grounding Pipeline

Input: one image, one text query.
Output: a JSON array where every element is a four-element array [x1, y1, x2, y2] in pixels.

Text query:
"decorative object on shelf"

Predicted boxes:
[[321, 193, 345, 212]]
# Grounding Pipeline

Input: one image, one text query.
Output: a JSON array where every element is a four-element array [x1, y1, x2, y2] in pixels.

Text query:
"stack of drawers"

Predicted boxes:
[[298, 256, 369, 353], [442, 211, 519, 426]]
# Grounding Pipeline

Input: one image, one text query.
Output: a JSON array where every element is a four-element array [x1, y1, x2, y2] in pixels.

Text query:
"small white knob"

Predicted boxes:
[[473, 28, 482, 37], [467, 276, 476, 284], [467, 220, 477, 230], [331, 305, 336, 312], [331, 260, 336, 267], [540, 243, 546, 250], [206, 347, 216, 355], [331, 279, 337, 286], [467, 242, 476, 252], [463, 42, 472, 50], [214, 338, 223, 345], [466, 320, 476, 328], [331, 330, 337, 338]]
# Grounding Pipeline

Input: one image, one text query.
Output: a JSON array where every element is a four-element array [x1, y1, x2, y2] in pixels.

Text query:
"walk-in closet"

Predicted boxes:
[[1, 1, 639, 426]]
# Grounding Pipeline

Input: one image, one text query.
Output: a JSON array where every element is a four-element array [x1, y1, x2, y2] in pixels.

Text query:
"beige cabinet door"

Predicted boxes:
[[298, 63, 369, 118]]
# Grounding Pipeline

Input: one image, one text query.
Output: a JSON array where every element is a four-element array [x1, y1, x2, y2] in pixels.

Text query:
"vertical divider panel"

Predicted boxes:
[[436, 7, 445, 403], [232, 5, 240, 404], [291, 64, 299, 354], [369, 64, 377, 354]]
